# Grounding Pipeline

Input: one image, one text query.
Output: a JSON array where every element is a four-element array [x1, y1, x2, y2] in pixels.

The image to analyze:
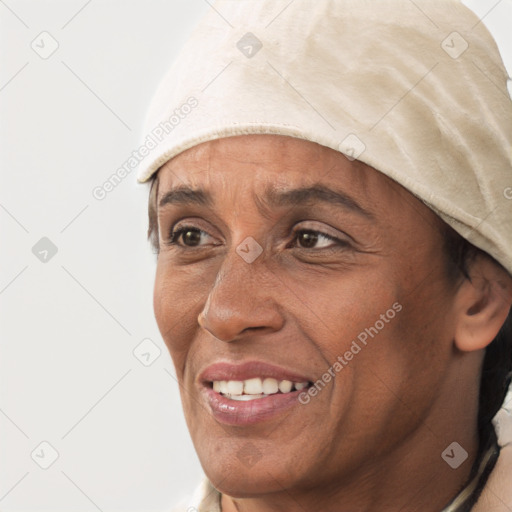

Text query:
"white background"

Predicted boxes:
[[0, 1, 511, 510]]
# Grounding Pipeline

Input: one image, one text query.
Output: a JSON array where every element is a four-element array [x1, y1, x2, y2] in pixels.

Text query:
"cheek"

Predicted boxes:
[[296, 268, 400, 359], [341, 274, 455, 429], [301, 265, 438, 387], [153, 258, 206, 366]]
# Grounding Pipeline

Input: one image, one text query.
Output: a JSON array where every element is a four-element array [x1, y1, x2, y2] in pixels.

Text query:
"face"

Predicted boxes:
[[153, 134, 460, 497]]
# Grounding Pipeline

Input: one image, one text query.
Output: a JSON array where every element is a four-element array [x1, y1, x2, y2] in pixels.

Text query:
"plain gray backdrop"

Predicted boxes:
[[1, 0, 511, 510]]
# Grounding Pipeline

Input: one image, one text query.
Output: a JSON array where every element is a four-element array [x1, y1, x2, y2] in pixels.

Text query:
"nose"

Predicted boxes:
[[198, 250, 284, 342]]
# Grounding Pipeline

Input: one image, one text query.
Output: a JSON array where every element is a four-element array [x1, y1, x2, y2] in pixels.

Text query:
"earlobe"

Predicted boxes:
[[454, 256, 512, 352]]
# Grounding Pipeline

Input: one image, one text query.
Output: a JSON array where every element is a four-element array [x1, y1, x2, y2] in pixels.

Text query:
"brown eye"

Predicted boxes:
[[181, 229, 202, 246], [292, 229, 342, 250], [297, 231, 319, 248], [168, 227, 212, 247]]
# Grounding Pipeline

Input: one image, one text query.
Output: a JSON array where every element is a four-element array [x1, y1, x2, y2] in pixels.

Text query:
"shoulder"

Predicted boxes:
[[472, 407, 512, 511], [169, 475, 222, 512]]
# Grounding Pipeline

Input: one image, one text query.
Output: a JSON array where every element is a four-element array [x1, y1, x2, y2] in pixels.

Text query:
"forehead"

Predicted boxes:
[[156, 134, 398, 204]]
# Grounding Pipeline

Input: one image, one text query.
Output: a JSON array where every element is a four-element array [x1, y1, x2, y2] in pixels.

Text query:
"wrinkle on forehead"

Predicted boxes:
[[156, 134, 438, 234]]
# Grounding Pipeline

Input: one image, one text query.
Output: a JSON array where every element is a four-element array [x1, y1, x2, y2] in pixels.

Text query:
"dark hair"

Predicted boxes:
[[147, 172, 512, 430], [147, 173, 160, 254]]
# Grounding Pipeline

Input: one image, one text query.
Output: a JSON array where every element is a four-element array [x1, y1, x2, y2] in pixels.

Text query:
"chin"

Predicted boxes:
[[205, 466, 288, 498]]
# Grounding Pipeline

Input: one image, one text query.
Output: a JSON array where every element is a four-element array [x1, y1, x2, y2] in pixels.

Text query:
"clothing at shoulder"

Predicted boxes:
[[472, 407, 512, 511], [170, 408, 512, 512], [170, 476, 221, 512]]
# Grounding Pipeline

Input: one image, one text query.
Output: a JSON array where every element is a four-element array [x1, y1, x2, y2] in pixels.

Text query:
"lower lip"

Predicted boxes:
[[201, 385, 306, 426]]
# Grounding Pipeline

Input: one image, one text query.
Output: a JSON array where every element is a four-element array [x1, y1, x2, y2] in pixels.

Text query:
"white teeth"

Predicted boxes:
[[278, 380, 293, 393], [262, 378, 279, 394], [211, 378, 310, 397], [244, 377, 263, 395], [228, 394, 270, 401], [226, 380, 244, 396]]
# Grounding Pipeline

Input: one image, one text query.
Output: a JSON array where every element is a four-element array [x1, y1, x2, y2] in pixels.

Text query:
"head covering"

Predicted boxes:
[[136, 0, 512, 276]]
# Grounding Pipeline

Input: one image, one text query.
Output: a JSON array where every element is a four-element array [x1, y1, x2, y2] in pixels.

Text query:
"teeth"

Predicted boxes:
[[244, 377, 263, 395], [262, 378, 279, 394], [278, 380, 293, 393], [228, 394, 270, 401], [227, 380, 244, 396], [211, 378, 309, 397]]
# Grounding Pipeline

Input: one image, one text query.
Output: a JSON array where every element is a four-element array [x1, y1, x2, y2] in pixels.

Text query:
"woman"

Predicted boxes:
[[136, 1, 512, 510]]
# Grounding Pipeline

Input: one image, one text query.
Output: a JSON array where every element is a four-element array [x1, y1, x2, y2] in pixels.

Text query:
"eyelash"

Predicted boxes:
[[167, 226, 348, 251]]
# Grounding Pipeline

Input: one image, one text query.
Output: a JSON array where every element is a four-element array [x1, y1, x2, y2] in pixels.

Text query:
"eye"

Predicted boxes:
[[166, 225, 349, 251], [289, 229, 348, 250], [167, 226, 216, 248]]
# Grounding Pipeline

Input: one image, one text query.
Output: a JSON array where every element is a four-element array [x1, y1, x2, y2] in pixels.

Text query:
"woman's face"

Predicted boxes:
[[153, 134, 460, 497]]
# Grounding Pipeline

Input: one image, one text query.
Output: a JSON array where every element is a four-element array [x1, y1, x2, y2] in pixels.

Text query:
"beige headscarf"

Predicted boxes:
[[136, 0, 512, 276]]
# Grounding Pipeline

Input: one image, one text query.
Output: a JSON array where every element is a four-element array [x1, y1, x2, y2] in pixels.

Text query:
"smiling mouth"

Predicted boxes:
[[208, 377, 313, 401]]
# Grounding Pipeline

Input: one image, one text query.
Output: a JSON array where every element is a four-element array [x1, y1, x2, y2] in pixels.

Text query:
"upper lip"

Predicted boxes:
[[199, 361, 313, 385]]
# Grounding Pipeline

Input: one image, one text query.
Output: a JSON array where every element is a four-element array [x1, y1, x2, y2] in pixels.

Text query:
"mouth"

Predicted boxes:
[[198, 361, 315, 426]]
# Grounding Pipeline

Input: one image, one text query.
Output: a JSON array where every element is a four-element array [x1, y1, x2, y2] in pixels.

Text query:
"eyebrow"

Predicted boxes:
[[159, 184, 374, 219]]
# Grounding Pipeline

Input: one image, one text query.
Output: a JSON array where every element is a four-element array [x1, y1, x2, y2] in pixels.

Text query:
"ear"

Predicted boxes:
[[454, 255, 512, 352]]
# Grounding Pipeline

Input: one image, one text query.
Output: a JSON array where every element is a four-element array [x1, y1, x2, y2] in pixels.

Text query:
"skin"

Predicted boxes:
[[152, 134, 512, 512]]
